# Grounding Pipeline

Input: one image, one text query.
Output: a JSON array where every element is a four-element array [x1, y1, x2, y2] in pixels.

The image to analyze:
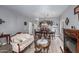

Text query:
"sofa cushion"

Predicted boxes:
[[11, 34, 33, 44], [11, 33, 34, 52]]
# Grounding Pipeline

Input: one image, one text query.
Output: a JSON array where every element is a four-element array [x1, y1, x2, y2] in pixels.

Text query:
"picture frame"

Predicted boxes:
[[74, 6, 79, 21], [0, 19, 5, 24], [65, 17, 69, 25], [74, 5, 79, 14], [24, 21, 27, 26]]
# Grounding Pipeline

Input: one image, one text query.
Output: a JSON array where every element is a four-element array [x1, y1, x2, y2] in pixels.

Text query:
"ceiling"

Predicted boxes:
[[3, 5, 69, 18]]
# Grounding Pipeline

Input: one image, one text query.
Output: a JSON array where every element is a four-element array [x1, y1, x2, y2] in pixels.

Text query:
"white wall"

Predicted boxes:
[[59, 5, 78, 40], [0, 6, 61, 36], [0, 6, 31, 35], [0, 6, 38, 35], [52, 17, 60, 36], [60, 5, 78, 30]]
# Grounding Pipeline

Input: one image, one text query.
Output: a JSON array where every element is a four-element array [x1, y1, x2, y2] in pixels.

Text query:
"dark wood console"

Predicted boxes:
[[0, 34, 12, 53], [64, 29, 79, 53], [0, 34, 11, 44]]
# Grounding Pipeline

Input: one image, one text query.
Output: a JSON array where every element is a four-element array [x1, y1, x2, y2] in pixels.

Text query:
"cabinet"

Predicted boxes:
[[64, 29, 79, 53], [0, 34, 12, 53], [0, 34, 11, 44]]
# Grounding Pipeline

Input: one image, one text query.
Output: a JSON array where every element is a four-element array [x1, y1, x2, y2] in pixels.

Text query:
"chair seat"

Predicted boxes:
[[36, 39, 49, 48]]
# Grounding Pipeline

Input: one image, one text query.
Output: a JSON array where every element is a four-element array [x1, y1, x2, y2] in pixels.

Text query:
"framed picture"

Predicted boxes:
[[24, 22, 27, 26], [65, 17, 69, 25], [0, 19, 5, 24], [74, 5, 79, 14], [74, 6, 79, 21]]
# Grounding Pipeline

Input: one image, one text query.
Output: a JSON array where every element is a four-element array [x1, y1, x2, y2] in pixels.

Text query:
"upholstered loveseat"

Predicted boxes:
[[11, 33, 34, 53]]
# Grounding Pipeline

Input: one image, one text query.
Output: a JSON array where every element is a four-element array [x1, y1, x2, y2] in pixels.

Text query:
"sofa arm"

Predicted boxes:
[[10, 42, 20, 53]]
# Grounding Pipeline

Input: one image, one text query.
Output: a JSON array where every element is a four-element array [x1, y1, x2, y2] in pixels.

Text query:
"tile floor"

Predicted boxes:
[[24, 37, 64, 53]]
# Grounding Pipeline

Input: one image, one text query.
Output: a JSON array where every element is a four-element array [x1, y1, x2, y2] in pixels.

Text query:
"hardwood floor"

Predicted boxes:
[[24, 37, 63, 53]]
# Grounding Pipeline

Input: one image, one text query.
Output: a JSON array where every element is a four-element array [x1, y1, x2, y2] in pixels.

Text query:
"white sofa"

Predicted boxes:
[[11, 33, 34, 53]]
